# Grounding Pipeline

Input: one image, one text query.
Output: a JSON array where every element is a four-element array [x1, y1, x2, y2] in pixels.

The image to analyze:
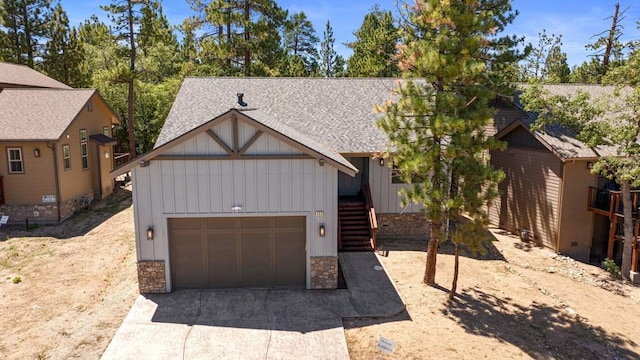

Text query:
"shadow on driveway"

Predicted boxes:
[[102, 252, 405, 359]]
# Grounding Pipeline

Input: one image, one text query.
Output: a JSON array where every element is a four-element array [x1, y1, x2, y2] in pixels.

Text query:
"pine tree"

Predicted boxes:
[[42, 3, 88, 87], [377, 0, 525, 298], [520, 30, 567, 83], [0, 0, 52, 67], [187, 0, 286, 76], [101, 0, 152, 157], [346, 5, 398, 77], [319, 20, 336, 77], [282, 11, 318, 75]]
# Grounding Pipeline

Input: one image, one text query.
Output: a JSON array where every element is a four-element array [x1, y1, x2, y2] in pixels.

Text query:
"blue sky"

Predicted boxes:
[[61, 0, 640, 67]]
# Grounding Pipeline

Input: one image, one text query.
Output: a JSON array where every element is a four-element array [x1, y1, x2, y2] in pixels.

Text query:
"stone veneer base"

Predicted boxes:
[[377, 213, 429, 236], [137, 260, 167, 294], [310, 256, 338, 289], [0, 191, 94, 224]]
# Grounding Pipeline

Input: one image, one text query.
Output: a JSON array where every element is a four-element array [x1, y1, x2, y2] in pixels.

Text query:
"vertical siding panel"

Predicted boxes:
[[268, 160, 280, 212], [256, 160, 268, 212], [290, 160, 304, 211], [209, 160, 222, 213], [244, 160, 257, 212], [303, 160, 314, 211], [313, 161, 325, 257], [280, 160, 291, 212], [172, 161, 186, 213], [232, 160, 246, 211], [185, 160, 199, 213], [161, 161, 175, 214], [197, 159, 210, 213], [220, 161, 233, 212], [135, 167, 154, 259]]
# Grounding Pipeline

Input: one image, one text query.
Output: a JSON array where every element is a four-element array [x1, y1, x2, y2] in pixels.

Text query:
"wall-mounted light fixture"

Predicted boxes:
[[319, 224, 326, 237], [587, 161, 594, 170], [105, 151, 110, 159], [146, 226, 154, 240], [379, 157, 385, 166], [34, 148, 40, 157], [232, 205, 242, 212], [318, 158, 325, 166]]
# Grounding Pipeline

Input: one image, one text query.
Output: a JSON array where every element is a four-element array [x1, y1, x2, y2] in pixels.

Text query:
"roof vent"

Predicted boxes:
[[237, 93, 247, 107]]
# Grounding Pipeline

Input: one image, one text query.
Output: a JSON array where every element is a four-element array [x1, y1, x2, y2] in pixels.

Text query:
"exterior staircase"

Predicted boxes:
[[338, 198, 374, 252]]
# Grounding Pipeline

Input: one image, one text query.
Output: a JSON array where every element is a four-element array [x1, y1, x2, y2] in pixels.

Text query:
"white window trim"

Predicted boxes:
[[63, 144, 71, 171], [7, 147, 24, 174]]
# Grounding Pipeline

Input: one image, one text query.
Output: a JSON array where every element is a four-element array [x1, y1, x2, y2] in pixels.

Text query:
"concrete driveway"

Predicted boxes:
[[102, 252, 404, 360]]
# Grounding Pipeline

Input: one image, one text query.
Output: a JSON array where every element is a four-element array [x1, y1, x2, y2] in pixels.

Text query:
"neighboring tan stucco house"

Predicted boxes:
[[0, 62, 120, 223], [488, 85, 637, 265], [114, 77, 439, 293]]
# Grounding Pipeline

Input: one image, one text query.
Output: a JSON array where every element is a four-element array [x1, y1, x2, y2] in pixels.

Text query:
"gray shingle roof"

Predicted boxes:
[[156, 77, 400, 153], [0, 62, 71, 89], [513, 84, 622, 159], [0, 88, 95, 140]]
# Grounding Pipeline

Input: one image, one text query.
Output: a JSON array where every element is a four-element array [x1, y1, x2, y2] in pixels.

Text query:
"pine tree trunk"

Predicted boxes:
[[621, 180, 634, 279], [603, 2, 620, 72], [243, 0, 250, 76], [424, 222, 439, 285], [449, 242, 459, 301], [126, 0, 136, 158]]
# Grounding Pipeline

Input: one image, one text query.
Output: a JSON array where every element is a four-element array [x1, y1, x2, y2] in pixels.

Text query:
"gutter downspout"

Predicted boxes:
[[96, 143, 103, 199], [47, 143, 62, 223]]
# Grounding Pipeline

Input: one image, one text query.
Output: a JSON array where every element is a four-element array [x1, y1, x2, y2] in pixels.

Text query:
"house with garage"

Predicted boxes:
[[114, 77, 445, 293], [488, 84, 639, 270], [0, 62, 121, 223]]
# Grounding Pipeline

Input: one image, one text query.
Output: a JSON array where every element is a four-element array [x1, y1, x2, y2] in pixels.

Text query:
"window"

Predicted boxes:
[[63, 145, 71, 170], [80, 129, 88, 170], [7, 148, 24, 174], [103, 126, 111, 137]]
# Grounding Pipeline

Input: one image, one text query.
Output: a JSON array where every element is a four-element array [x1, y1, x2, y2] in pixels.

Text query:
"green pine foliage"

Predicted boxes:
[[377, 0, 525, 298], [0, 0, 52, 67], [346, 5, 399, 77]]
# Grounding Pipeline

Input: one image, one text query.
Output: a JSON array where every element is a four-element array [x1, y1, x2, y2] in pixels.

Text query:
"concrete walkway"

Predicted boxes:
[[102, 252, 404, 359]]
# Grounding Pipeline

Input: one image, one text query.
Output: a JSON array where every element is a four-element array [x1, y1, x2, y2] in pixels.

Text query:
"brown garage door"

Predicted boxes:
[[169, 216, 306, 289]]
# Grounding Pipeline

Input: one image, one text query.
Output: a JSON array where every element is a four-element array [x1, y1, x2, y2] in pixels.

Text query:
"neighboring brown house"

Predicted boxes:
[[489, 85, 638, 265], [0, 62, 120, 224]]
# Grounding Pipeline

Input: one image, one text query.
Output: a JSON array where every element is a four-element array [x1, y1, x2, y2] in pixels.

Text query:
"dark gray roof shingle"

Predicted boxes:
[[156, 77, 400, 153]]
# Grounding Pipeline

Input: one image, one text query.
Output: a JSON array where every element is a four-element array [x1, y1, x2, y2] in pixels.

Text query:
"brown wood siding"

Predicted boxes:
[[169, 216, 306, 289], [557, 160, 597, 261], [0, 142, 56, 205], [58, 95, 115, 202], [489, 147, 562, 250]]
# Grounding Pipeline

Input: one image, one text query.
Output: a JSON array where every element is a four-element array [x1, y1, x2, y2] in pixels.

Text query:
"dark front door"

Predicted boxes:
[[338, 157, 368, 196]]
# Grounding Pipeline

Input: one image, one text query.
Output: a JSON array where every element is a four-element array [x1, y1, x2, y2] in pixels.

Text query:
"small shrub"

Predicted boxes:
[[12, 276, 22, 284], [603, 258, 621, 277]]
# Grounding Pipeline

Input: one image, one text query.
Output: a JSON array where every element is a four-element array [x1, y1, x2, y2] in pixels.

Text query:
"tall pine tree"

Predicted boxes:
[[377, 0, 525, 297], [346, 5, 398, 77], [0, 0, 52, 67], [42, 3, 88, 87], [319, 20, 337, 77], [281, 11, 318, 76]]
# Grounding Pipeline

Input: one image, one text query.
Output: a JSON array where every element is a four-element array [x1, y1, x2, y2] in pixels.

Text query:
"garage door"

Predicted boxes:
[[169, 216, 306, 289]]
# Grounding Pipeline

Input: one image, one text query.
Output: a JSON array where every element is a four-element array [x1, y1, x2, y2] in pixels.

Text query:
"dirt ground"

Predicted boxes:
[[344, 230, 640, 359], [3, 189, 640, 359], [0, 186, 138, 359]]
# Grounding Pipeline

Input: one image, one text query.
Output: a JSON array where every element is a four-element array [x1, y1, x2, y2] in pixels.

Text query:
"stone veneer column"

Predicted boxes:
[[137, 260, 167, 294], [310, 256, 338, 289]]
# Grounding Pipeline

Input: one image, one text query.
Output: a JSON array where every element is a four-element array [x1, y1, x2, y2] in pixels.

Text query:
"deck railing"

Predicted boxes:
[[587, 186, 640, 220], [363, 182, 378, 250]]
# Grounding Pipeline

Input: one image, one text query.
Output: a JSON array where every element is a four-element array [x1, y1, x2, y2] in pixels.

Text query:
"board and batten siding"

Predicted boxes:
[[132, 119, 338, 290], [489, 147, 562, 250], [368, 158, 423, 214], [556, 160, 597, 261]]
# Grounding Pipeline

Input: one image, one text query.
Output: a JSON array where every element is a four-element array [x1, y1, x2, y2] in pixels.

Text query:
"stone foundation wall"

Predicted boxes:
[[0, 191, 94, 224], [137, 261, 167, 294], [310, 256, 338, 289], [377, 213, 429, 236]]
